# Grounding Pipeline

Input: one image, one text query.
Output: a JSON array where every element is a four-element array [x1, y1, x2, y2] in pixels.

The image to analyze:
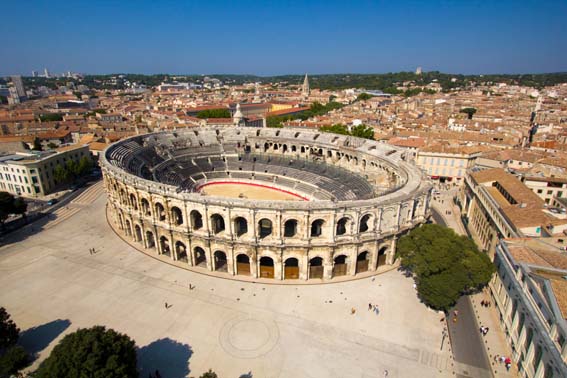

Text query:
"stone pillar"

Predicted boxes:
[[301, 254, 308, 280], [324, 261, 333, 280], [387, 238, 397, 265]]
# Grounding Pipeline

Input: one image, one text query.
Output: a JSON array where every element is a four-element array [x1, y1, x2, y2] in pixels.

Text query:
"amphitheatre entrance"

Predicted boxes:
[[199, 182, 307, 201]]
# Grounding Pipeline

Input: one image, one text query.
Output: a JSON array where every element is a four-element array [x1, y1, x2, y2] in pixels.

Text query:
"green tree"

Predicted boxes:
[[53, 164, 69, 184], [0, 307, 28, 378], [46, 142, 58, 150], [396, 224, 495, 311], [38, 114, 63, 122], [460, 107, 477, 120], [0, 307, 19, 349], [77, 156, 93, 176], [196, 108, 231, 119], [0, 193, 26, 227], [199, 370, 218, 378], [35, 326, 137, 378], [32, 137, 42, 151], [351, 124, 375, 139], [320, 124, 349, 135], [356, 93, 373, 101]]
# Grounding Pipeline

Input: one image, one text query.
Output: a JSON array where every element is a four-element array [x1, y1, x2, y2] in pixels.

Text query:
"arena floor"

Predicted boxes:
[[0, 183, 455, 378], [199, 182, 306, 201]]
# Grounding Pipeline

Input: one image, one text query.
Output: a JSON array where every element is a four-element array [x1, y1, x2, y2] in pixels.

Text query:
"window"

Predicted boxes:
[[537, 189, 543, 194], [547, 190, 553, 195]]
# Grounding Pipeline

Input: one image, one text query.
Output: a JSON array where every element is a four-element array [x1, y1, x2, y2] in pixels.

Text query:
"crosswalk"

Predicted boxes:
[[43, 182, 104, 230]]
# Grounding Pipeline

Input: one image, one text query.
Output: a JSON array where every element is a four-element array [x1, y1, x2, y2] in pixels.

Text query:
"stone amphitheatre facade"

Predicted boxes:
[[101, 127, 432, 282]]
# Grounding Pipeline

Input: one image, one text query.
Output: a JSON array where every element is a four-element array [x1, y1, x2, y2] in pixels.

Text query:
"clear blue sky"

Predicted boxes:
[[1, 0, 565, 76]]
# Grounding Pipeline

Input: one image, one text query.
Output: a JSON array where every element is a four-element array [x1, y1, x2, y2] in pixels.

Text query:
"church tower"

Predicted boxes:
[[302, 74, 310, 97]]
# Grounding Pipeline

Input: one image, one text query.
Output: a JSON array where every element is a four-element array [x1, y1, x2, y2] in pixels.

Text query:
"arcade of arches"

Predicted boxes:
[[113, 206, 396, 281]]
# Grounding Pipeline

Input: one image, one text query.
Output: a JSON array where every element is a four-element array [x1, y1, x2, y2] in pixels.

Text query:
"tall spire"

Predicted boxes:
[[302, 73, 310, 97]]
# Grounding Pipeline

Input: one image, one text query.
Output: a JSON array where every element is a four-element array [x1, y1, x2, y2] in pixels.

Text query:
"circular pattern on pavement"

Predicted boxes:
[[219, 315, 280, 359]]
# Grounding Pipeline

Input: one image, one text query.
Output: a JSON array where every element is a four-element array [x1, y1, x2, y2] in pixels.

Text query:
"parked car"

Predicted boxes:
[[46, 199, 58, 206]]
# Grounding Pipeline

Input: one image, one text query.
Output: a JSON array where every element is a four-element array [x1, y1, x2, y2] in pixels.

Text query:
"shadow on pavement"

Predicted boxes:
[[138, 338, 192, 378], [18, 319, 71, 359]]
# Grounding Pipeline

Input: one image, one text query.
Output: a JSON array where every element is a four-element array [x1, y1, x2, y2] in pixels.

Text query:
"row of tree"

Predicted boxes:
[[53, 157, 93, 184], [196, 108, 231, 119], [319, 124, 375, 140], [0, 308, 218, 378], [267, 101, 344, 128]]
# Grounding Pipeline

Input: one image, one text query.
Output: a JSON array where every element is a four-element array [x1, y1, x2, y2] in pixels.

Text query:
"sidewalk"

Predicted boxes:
[[431, 188, 519, 377], [470, 291, 519, 377]]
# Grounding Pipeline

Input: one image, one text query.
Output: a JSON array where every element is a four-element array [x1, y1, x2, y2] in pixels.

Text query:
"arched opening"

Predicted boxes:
[[333, 255, 348, 277], [159, 236, 170, 256], [359, 214, 372, 232], [284, 219, 297, 237], [124, 219, 132, 236], [134, 224, 142, 242], [236, 254, 251, 276], [234, 217, 248, 237], [300, 146, 305, 153], [264, 142, 269, 152], [258, 218, 272, 238], [310, 219, 324, 237], [145, 231, 155, 249], [309, 257, 324, 279], [129, 194, 138, 210], [214, 250, 227, 272], [190, 210, 203, 230], [175, 241, 187, 262], [291, 145, 297, 152], [194, 246, 207, 267], [141, 198, 151, 216], [284, 257, 299, 279], [171, 207, 183, 225], [259, 256, 275, 278], [356, 251, 369, 273], [378, 246, 388, 267], [155, 203, 166, 222], [117, 213, 124, 230], [336, 217, 349, 236], [211, 214, 225, 234], [282, 144, 288, 153]]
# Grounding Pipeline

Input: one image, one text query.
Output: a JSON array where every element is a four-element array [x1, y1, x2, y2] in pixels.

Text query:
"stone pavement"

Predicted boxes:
[[0, 192, 455, 378], [431, 187, 519, 378]]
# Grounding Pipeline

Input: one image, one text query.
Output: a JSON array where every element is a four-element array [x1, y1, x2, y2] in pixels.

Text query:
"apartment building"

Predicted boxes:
[[460, 168, 567, 253], [416, 145, 487, 183], [491, 238, 567, 378], [0, 144, 90, 198]]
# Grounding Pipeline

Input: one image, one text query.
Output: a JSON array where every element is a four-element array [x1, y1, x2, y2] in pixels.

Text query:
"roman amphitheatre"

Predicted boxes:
[[101, 127, 432, 281]]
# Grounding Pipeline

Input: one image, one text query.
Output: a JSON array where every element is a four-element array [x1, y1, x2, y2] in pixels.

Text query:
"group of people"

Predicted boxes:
[[494, 355, 512, 372], [479, 325, 490, 336], [480, 299, 492, 308], [368, 303, 380, 315], [88, 247, 97, 255]]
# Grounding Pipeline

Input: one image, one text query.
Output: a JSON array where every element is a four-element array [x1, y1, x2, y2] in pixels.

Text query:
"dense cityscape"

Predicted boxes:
[[1, 1, 566, 378]]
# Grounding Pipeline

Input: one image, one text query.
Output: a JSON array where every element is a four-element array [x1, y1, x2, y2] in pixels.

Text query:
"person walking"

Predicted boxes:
[[368, 303, 372, 311]]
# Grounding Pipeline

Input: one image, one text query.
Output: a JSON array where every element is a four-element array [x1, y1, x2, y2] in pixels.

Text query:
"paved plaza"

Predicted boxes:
[[0, 185, 453, 378]]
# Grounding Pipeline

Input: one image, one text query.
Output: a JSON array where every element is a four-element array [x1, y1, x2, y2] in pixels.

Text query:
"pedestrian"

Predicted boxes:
[[494, 354, 500, 363], [383, 369, 389, 377], [351, 307, 356, 315], [368, 303, 372, 311], [453, 316, 457, 323], [483, 327, 489, 336], [165, 302, 168, 309], [481, 300, 485, 307], [505, 363, 511, 371], [374, 305, 379, 315], [500, 356, 506, 364]]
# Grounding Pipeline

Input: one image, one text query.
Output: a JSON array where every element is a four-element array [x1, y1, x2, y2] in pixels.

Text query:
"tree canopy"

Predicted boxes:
[[396, 224, 495, 311], [0, 192, 27, 226], [35, 326, 137, 378], [38, 113, 64, 122], [196, 108, 231, 119], [319, 123, 375, 140], [0, 307, 29, 378], [460, 107, 477, 120]]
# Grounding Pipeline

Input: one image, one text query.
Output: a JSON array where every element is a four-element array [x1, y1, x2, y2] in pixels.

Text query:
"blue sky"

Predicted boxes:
[[1, 0, 565, 76]]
